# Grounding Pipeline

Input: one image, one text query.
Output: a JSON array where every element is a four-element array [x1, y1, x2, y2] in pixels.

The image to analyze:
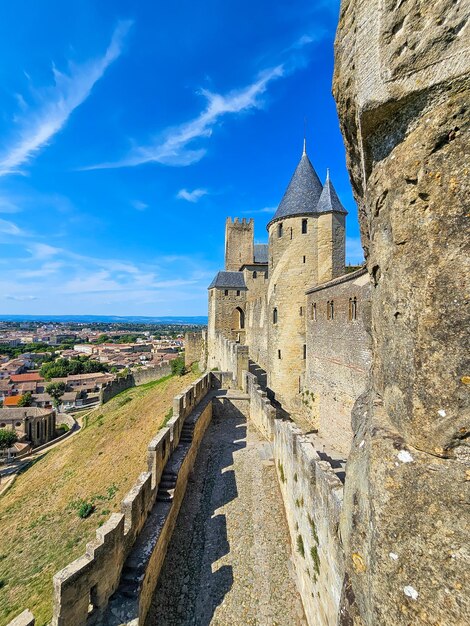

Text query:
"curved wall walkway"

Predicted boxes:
[[145, 400, 306, 626]]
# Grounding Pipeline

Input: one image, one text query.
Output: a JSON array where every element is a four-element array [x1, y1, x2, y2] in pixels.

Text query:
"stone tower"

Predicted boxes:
[[225, 218, 254, 271], [266, 145, 346, 413], [317, 169, 347, 283]]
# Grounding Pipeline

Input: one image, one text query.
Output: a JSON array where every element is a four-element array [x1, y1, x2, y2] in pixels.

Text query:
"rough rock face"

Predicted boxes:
[[333, 1, 469, 624]]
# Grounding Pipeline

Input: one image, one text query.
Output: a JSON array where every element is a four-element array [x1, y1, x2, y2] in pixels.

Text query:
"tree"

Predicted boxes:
[[46, 382, 67, 408], [171, 357, 185, 376], [17, 392, 32, 407], [0, 429, 18, 455]]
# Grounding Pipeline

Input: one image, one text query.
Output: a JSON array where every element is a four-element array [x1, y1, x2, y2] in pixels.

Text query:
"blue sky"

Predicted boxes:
[[0, 0, 363, 316]]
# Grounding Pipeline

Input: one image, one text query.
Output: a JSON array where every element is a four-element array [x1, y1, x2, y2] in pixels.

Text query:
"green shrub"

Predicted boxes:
[[77, 502, 94, 519], [278, 461, 286, 483], [171, 357, 185, 376], [297, 534, 305, 558]]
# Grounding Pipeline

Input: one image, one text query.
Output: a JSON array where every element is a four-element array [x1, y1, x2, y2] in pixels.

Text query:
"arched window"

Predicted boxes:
[[303, 256, 306, 264], [253, 271, 257, 278], [299, 306, 303, 316], [349, 297, 358, 321], [224, 289, 228, 296], [236, 290, 240, 296], [311, 303, 317, 321], [278, 222, 283, 238], [303, 344, 307, 359], [290, 227, 293, 240], [273, 308, 278, 324], [36, 421, 40, 440], [278, 349, 282, 359], [302, 219, 308, 234]]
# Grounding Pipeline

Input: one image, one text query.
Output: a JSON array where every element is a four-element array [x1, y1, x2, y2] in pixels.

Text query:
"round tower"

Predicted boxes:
[[266, 144, 346, 415]]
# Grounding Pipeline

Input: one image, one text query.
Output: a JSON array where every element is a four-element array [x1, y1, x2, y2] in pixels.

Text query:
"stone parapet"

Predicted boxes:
[[243, 370, 345, 625], [7, 373, 213, 626]]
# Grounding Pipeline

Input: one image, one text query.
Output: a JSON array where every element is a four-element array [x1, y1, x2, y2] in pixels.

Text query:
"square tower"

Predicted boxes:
[[225, 217, 254, 271]]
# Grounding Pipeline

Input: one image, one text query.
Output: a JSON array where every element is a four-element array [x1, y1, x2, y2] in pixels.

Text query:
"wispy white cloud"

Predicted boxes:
[[131, 200, 148, 211], [0, 20, 133, 177], [83, 63, 285, 170], [248, 206, 276, 214], [177, 188, 208, 203], [0, 218, 25, 235], [5, 295, 38, 301], [0, 197, 22, 213]]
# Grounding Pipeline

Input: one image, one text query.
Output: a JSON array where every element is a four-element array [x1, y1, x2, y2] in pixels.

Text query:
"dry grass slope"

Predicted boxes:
[[0, 371, 197, 626]]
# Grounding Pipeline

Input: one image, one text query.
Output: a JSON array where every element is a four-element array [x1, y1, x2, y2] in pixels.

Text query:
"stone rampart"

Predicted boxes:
[[211, 331, 249, 388], [133, 363, 172, 385], [99, 364, 172, 405], [243, 370, 345, 625], [13, 372, 214, 626], [184, 330, 207, 370]]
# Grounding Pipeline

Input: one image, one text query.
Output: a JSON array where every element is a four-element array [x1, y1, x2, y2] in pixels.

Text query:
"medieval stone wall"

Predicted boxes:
[[99, 364, 172, 405], [184, 331, 207, 370], [244, 370, 345, 626], [304, 269, 371, 456], [244, 268, 269, 371], [207, 288, 247, 370], [47, 374, 212, 626], [333, 1, 470, 623]]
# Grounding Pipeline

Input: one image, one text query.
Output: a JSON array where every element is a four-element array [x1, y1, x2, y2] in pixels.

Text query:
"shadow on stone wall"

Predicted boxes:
[[145, 405, 247, 625]]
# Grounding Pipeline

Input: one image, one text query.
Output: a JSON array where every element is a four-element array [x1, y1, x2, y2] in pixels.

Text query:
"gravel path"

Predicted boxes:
[[145, 408, 306, 626]]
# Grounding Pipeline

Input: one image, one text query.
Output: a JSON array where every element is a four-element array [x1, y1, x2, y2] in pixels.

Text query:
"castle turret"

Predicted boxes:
[[266, 143, 323, 412], [225, 217, 254, 271], [316, 169, 347, 284]]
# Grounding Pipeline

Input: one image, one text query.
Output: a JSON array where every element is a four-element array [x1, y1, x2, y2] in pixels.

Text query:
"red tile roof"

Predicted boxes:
[[3, 395, 23, 406], [10, 373, 44, 383]]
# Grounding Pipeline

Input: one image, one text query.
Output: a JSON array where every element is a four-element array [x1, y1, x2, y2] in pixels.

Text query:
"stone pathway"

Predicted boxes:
[[145, 408, 306, 626]]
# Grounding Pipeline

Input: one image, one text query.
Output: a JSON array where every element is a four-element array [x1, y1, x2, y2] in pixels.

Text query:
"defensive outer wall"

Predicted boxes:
[[8, 339, 347, 626]]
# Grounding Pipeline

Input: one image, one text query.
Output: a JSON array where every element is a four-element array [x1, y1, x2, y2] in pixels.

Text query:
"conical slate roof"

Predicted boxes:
[[316, 170, 347, 214], [267, 148, 323, 228]]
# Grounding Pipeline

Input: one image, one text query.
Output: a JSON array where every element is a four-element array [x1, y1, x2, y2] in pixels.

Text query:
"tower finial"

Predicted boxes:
[[326, 167, 330, 179], [303, 117, 307, 155]]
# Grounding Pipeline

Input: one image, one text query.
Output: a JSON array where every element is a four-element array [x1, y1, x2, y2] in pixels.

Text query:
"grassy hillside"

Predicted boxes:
[[0, 371, 197, 626]]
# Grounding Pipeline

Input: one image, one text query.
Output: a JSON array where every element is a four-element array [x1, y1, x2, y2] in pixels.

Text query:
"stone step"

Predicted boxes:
[[159, 480, 176, 489], [157, 493, 173, 502]]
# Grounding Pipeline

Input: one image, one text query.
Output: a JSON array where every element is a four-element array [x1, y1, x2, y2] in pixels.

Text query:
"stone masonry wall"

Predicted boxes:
[[99, 363, 172, 405], [305, 269, 371, 456], [207, 288, 247, 370], [243, 371, 345, 626], [184, 331, 207, 370], [333, 1, 469, 624], [9, 373, 213, 626], [210, 332, 249, 389], [244, 268, 269, 371]]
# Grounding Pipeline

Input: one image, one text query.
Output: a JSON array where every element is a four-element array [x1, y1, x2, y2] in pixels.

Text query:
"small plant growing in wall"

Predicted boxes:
[[308, 514, 319, 545], [310, 545, 320, 575], [278, 461, 286, 483], [297, 534, 305, 558]]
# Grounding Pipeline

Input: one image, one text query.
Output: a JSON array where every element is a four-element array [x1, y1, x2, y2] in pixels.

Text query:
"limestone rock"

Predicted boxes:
[[333, 0, 470, 623]]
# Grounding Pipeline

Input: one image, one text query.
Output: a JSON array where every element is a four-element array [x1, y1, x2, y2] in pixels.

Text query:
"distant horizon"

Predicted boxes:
[[0, 314, 208, 325]]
